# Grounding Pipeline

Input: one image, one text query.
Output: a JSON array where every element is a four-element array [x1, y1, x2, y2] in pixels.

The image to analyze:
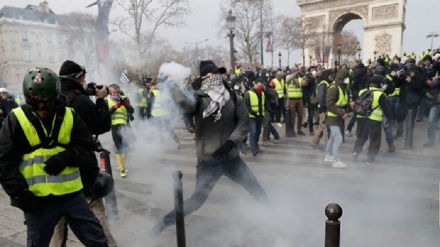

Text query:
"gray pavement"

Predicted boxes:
[[1, 120, 439, 247]]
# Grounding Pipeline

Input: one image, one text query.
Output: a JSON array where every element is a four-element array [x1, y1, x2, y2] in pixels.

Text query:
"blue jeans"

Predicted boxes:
[[427, 104, 440, 144], [326, 125, 343, 160], [382, 116, 394, 144], [249, 117, 263, 151]]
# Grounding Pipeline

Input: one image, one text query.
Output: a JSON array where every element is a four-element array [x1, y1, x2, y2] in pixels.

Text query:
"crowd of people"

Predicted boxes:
[[0, 46, 438, 245]]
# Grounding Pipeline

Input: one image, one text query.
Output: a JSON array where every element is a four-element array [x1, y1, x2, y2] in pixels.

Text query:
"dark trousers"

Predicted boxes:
[[262, 111, 280, 141], [138, 106, 147, 120], [275, 98, 285, 122], [347, 112, 357, 132], [24, 193, 107, 247], [353, 119, 382, 161], [159, 155, 267, 227], [307, 103, 316, 132], [249, 117, 263, 151]]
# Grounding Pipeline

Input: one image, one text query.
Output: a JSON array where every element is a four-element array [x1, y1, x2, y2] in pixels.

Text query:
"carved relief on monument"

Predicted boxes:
[[304, 15, 325, 31], [373, 4, 398, 20], [302, 0, 370, 12], [374, 32, 392, 55], [329, 5, 367, 24], [297, 0, 323, 5]]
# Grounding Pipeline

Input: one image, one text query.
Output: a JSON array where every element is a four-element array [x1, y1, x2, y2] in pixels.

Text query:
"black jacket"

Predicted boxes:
[[60, 77, 111, 136], [0, 103, 99, 200], [0, 97, 18, 119]]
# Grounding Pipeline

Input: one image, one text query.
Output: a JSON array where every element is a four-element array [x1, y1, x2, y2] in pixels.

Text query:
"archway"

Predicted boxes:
[[297, 0, 407, 68]]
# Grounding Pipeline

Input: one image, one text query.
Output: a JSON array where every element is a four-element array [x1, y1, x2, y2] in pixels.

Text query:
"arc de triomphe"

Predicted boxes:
[[297, 0, 407, 67]]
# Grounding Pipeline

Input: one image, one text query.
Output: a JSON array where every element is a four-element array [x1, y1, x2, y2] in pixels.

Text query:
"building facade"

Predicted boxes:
[[0, 1, 68, 94]]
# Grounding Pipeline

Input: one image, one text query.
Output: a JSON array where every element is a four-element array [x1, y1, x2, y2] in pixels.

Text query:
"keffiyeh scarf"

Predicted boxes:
[[200, 74, 230, 122]]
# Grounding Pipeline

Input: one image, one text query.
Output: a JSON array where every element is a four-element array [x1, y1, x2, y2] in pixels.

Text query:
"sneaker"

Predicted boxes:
[[302, 122, 308, 128], [333, 160, 347, 168], [416, 118, 423, 122], [277, 123, 283, 128], [352, 152, 358, 161], [297, 130, 306, 135], [120, 169, 127, 178], [345, 130, 352, 137], [309, 131, 315, 136], [262, 141, 269, 147], [242, 143, 250, 150], [273, 139, 279, 144], [324, 154, 335, 162], [423, 142, 435, 147], [365, 160, 376, 166]]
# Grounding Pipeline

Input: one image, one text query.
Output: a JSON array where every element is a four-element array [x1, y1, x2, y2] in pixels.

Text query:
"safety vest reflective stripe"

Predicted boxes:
[[137, 89, 147, 107], [248, 91, 265, 118], [108, 96, 128, 125], [357, 88, 384, 122], [287, 78, 303, 98], [326, 85, 348, 117], [12, 107, 82, 197], [387, 74, 400, 97], [273, 78, 285, 98], [26, 171, 81, 186], [151, 89, 168, 117]]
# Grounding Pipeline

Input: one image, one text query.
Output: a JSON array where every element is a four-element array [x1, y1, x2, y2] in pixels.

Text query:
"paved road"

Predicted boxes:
[[1, 121, 439, 247]]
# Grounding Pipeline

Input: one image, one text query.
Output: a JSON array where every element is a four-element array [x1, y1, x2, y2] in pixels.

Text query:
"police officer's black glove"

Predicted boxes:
[[212, 140, 235, 159], [44, 150, 74, 175], [10, 190, 44, 213]]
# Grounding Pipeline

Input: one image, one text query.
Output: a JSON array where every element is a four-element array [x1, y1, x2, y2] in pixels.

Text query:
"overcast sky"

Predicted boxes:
[[2, 0, 439, 65]]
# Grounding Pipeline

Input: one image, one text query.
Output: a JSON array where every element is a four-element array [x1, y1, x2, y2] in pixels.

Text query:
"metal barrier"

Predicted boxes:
[[173, 171, 186, 247], [325, 203, 343, 247]]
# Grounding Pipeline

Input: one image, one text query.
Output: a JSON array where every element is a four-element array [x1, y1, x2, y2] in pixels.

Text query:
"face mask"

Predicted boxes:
[[390, 71, 396, 77], [255, 88, 263, 95], [312, 71, 317, 77], [410, 72, 415, 77], [343, 78, 350, 84], [234, 85, 240, 90]]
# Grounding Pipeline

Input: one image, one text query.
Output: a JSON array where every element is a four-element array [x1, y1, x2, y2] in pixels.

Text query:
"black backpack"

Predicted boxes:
[[352, 90, 380, 116]]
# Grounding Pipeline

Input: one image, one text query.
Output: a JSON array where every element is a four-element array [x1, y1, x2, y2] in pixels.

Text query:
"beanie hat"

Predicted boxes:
[[370, 75, 385, 86], [199, 60, 226, 77], [59, 60, 86, 78]]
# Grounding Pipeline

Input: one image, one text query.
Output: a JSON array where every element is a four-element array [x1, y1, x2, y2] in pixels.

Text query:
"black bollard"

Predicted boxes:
[[404, 109, 415, 150], [100, 150, 119, 220], [324, 203, 343, 247], [285, 106, 293, 137], [173, 171, 186, 247]]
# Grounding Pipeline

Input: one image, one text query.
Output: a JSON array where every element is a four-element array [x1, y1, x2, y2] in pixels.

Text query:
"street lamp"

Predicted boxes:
[[309, 55, 312, 67], [357, 43, 362, 59], [373, 50, 377, 62], [426, 32, 439, 51], [184, 39, 209, 69], [226, 9, 236, 70], [337, 44, 342, 65], [278, 51, 282, 70]]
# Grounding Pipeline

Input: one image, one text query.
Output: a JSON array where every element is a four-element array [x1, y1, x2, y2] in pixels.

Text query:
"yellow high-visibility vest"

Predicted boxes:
[[137, 88, 147, 107], [287, 77, 303, 98], [357, 88, 385, 122], [13, 107, 83, 197], [108, 96, 128, 125], [387, 74, 400, 97], [151, 89, 169, 117], [273, 78, 285, 98], [247, 90, 265, 118], [326, 85, 348, 117]]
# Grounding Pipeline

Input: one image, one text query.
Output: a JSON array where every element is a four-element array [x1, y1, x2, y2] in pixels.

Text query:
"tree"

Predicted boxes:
[[58, 13, 97, 72], [219, 0, 273, 70], [333, 31, 360, 64], [113, 0, 190, 78]]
